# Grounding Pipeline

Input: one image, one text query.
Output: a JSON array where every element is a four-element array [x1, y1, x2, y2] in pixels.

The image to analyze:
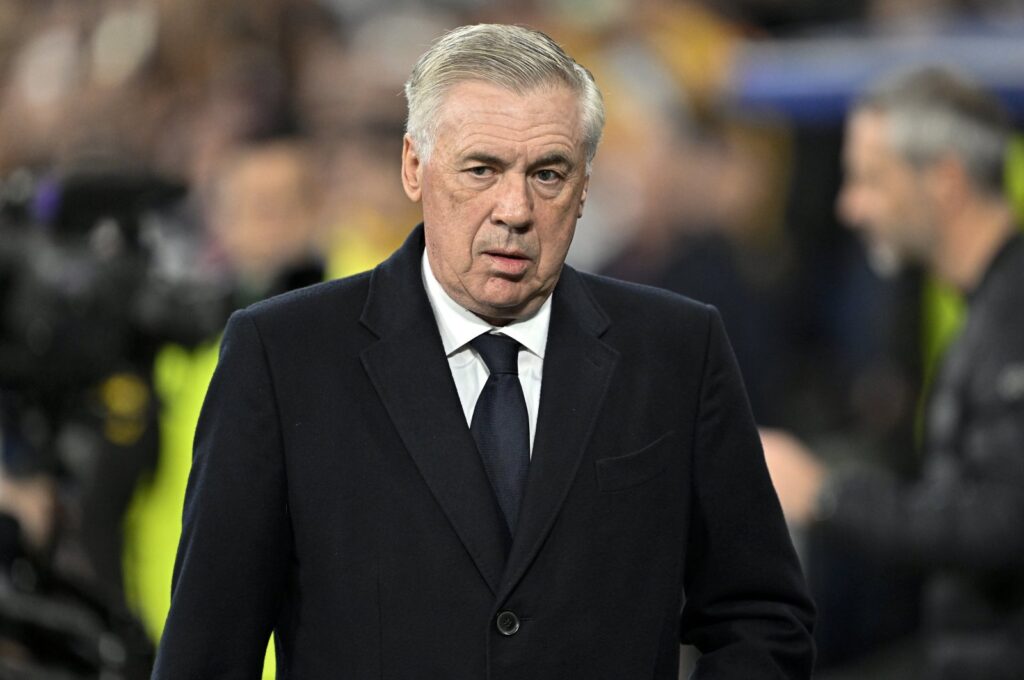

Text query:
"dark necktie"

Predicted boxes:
[[470, 333, 530, 535]]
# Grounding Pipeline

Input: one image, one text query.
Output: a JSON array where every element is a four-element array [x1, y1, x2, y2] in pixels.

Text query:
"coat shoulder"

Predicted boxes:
[[244, 271, 373, 328], [229, 272, 376, 358], [575, 270, 714, 330]]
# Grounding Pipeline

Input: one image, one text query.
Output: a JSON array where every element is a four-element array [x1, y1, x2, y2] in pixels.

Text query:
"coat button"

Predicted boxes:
[[496, 610, 520, 636]]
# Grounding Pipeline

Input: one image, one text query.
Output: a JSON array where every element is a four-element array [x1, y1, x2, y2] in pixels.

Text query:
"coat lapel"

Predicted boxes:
[[359, 227, 509, 595], [498, 266, 619, 602]]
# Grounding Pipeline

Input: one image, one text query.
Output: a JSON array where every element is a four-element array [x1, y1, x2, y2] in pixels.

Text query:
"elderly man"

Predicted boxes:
[[154, 24, 814, 679], [764, 67, 1024, 679]]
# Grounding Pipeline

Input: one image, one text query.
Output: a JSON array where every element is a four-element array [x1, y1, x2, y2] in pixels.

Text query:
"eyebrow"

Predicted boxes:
[[459, 151, 576, 173], [461, 152, 509, 168], [529, 152, 574, 172]]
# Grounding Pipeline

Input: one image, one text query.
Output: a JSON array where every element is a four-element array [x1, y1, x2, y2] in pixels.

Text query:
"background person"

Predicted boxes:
[[763, 66, 1024, 679]]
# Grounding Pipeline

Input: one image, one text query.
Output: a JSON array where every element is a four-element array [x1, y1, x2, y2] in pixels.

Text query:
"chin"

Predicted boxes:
[[470, 295, 533, 322], [477, 283, 527, 307], [866, 244, 904, 278], [479, 300, 527, 318]]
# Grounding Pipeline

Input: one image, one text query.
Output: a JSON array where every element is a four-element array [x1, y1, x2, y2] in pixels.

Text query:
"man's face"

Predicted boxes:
[[402, 80, 590, 324], [837, 109, 937, 276], [211, 144, 320, 278]]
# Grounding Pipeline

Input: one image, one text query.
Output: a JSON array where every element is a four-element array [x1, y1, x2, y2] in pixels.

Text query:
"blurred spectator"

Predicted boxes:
[[600, 113, 802, 426], [127, 134, 326, 549], [205, 138, 326, 300], [296, 9, 447, 277], [763, 66, 1024, 679], [125, 136, 328, 679]]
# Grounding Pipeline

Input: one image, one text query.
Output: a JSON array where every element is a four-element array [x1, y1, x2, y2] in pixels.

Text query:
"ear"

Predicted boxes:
[[401, 134, 424, 203], [577, 174, 590, 219]]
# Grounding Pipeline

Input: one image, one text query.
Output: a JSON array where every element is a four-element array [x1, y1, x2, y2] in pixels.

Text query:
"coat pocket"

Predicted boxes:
[[595, 430, 675, 492]]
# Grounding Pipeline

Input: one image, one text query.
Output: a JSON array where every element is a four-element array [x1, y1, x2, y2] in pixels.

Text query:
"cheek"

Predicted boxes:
[[857, 185, 895, 228], [870, 192, 895, 223], [429, 227, 477, 275], [422, 196, 473, 262], [886, 191, 919, 230], [537, 222, 577, 273]]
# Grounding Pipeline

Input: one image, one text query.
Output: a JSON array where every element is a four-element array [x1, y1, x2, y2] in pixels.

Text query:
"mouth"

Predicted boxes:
[[483, 250, 532, 276]]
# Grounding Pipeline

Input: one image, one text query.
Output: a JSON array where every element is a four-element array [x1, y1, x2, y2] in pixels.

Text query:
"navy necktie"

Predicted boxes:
[[470, 333, 530, 535]]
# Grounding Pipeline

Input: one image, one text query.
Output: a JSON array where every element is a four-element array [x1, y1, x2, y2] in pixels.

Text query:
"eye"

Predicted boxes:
[[535, 169, 563, 183], [467, 166, 493, 178]]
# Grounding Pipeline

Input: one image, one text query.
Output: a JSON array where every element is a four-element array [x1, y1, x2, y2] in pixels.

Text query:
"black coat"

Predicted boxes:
[[821, 232, 1024, 678], [153, 226, 814, 679]]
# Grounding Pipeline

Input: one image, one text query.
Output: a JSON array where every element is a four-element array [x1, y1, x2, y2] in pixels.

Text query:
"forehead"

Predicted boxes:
[[433, 80, 584, 157], [847, 108, 881, 141], [845, 109, 907, 176], [846, 109, 897, 158]]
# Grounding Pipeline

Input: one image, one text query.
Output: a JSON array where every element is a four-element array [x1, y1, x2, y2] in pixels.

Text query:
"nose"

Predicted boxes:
[[490, 174, 533, 230]]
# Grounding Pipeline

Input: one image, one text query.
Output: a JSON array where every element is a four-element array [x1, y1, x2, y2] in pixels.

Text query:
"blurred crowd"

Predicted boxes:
[[0, 0, 1022, 678]]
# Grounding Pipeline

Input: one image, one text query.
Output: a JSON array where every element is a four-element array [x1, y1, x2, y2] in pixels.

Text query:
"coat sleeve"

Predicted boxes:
[[818, 350, 1024, 571], [152, 309, 291, 679], [679, 308, 816, 679]]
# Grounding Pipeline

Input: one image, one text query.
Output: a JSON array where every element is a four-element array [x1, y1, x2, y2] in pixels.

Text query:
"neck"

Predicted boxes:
[[935, 196, 1015, 292]]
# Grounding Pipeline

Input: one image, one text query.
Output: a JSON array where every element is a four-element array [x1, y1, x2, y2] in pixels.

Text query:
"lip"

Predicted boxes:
[[483, 250, 531, 276]]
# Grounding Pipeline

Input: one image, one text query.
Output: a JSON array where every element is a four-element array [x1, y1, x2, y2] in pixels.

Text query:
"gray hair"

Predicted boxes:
[[856, 66, 1011, 195], [404, 24, 604, 172]]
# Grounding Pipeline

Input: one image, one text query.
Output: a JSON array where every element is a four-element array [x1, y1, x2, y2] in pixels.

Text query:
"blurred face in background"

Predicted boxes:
[[210, 141, 321, 281], [402, 80, 590, 325], [837, 108, 938, 277]]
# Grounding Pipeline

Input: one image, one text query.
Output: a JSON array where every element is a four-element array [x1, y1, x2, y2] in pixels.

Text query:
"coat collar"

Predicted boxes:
[[359, 225, 618, 601]]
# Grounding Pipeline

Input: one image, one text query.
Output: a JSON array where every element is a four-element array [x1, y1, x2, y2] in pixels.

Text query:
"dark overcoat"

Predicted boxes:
[[154, 226, 814, 679]]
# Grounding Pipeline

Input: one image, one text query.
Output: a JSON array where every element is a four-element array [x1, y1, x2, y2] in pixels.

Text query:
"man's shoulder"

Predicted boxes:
[[243, 269, 375, 330], [574, 269, 712, 323], [988, 234, 1024, 308], [566, 270, 723, 372], [970, 235, 1024, 353]]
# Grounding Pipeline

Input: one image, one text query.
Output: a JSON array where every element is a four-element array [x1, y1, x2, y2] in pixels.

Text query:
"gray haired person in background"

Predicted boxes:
[[764, 66, 1024, 679]]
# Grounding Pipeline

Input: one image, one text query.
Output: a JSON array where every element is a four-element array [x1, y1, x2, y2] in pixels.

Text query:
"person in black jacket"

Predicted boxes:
[[153, 23, 815, 679], [763, 66, 1024, 679]]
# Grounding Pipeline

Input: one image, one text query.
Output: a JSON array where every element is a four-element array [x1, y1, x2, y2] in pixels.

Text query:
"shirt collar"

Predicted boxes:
[[421, 249, 551, 359]]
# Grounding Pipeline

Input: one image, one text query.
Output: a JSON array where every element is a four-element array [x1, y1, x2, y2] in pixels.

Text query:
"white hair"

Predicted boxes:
[[404, 24, 604, 172], [857, 66, 1011, 196]]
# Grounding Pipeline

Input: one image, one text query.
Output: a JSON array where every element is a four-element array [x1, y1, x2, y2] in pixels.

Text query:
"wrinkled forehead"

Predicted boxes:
[[432, 79, 585, 147]]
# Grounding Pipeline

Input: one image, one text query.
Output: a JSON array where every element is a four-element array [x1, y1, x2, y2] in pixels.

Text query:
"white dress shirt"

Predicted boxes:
[[421, 250, 550, 456]]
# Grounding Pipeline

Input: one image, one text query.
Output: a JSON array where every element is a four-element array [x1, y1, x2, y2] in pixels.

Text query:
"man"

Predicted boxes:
[[764, 67, 1024, 679], [154, 24, 814, 678]]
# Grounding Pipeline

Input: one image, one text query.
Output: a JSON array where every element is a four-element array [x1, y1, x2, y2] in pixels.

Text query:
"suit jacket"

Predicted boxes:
[[154, 226, 814, 679]]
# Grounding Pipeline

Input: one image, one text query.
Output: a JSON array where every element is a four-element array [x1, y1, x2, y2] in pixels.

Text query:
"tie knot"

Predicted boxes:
[[471, 333, 521, 375]]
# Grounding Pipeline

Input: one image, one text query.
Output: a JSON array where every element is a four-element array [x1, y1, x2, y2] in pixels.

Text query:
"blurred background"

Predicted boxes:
[[0, 0, 1022, 678]]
